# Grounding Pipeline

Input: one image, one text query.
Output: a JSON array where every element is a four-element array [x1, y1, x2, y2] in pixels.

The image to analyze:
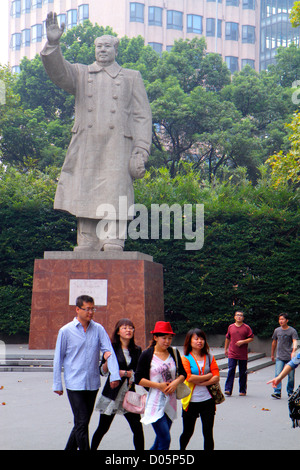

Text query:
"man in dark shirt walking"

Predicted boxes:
[[270, 313, 298, 399]]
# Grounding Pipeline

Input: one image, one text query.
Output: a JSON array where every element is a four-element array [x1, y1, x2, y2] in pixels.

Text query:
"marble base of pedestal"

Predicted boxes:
[[29, 252, 164, 350]]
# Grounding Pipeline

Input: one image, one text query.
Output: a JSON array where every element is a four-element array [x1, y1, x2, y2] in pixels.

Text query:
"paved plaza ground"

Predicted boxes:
[[0, 346, 298, 451]]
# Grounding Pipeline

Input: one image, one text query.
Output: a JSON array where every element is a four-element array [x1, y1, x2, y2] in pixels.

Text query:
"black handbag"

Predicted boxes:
[[207, 354, 225, 404]]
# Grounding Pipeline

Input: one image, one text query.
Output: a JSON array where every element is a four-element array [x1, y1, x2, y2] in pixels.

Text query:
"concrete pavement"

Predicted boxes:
[[0, 345, 298, 450]]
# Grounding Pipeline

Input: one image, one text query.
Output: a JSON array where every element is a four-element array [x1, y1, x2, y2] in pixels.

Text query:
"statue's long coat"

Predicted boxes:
[[41, 43, 152, 220]]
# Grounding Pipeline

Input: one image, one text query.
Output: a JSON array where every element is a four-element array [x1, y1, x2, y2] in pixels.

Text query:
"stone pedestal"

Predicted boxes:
[[29, 252, 164, 350]]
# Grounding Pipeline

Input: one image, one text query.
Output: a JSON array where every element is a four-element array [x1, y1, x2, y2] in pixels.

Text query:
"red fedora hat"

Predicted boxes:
[[150, 321, 175, 335]]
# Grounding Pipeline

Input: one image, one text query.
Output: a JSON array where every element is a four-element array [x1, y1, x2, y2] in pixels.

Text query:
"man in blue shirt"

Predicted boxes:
[[53, 295, 120, 450]]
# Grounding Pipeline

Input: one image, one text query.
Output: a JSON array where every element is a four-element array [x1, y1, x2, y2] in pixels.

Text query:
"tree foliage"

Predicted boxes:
[[267, 113, 300, 188], [0, 21, 299, 339], [0, 21, 297, 180]]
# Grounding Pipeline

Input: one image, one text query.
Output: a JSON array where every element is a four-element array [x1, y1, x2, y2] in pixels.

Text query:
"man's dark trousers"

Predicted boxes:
[[65, 389, 98, 450]]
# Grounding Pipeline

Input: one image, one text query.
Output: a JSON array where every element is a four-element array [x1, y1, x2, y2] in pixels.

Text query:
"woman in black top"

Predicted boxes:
[[91, 318, 144, 450]]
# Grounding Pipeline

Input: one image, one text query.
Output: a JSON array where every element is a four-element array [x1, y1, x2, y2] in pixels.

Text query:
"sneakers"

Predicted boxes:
[[271, 393, 281, 399]]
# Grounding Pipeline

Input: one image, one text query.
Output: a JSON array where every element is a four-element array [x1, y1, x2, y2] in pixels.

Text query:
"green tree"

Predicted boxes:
[[268, 44, 300, 88], [267, 112, 300, 188], [0, 165, 76, 336]]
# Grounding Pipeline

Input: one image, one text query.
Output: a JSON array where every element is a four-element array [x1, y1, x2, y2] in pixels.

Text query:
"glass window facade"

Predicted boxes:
[[32, 0, 42, 8], [21, 28, 31, 46], [12, 65, 21, 74], [225, 56, 239, 73], [67, 9, 78, 29], [167, 10, 183, 30], [260, 0, 300, 69], [130, 2, 144, 22], [225, 22, 239, 40], [226, 0, 239, 5], [149, 6, 163, 26], [78, 4, 89, 23], [187, 14, 203, 34], [10, 33, 21, 50], [22, 0, 31, 13], [206, 18, 222, 37], [11, 0, 21, 17], [206, 18, 215, 36], [57, 14, 66, 28], [242, 25, 255, 43], [31, 24, 42, 43], [148, 42, 163, 55], [243, 0, 255, 9], [242, 58, 255, 68]]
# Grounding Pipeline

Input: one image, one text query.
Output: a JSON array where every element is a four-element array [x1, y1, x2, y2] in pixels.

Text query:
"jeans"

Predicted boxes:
[[151, 413, 172, 450], [180, 399, 215, 451], [225, 358, 247, 394], [274, 359, 295, 396], [65, 389, 98, 450]]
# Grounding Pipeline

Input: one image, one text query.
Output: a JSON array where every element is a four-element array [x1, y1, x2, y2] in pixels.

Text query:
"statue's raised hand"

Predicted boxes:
[[46, 12, 65, 45]]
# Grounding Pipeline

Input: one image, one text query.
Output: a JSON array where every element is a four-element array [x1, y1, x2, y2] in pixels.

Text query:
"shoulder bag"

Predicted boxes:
[[172, 347, 191, 399], [207, 354, 225, 405]]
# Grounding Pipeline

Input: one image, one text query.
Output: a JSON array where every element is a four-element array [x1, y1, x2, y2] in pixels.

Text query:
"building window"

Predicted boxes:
[[206, 18, 215, 36], [225, 22, 239, 40], [78, 4, 89, 23], [12, 65, 21, 74], [31, 24, 42, 43], [57, 14, 66, 28], [32, 0, 42, 8], [67, 9, 78, 29], [148, 42, 163, 55], [242, 59, 255, 68], [21, 28, 31, 46], [22, 0, 31, 13], [42, 20, 47, 38], [226, 0, 239, 5], [242, 25, 255, 43], [11, 0, 21, 18], [187, 14, 203, 34], [10, 33, 21, 51], [130, 3, 144, 23], [207, 0, 222, 3], [243, 0, 255, 9], [225, 56, 239, 73], [206, 18, 222, 37], [43, 0, 54, 3], [167, 10, 183, 30], [149, 6, 163, 26]]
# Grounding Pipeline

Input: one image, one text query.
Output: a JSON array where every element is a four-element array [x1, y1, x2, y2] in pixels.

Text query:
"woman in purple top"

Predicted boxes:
[[224, 311, 254, 396]]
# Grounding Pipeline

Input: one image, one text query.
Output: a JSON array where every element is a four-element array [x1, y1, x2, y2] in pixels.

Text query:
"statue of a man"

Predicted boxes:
[[41, 12, 152, 252]]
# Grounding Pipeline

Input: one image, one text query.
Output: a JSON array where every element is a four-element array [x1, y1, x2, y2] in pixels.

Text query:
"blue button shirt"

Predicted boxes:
[[53, 318, 120, 391], [288, 351, 300, 370]]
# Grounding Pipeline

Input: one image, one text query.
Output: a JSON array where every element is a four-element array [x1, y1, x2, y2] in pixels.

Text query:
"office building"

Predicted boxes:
[[7, 0, 298, 74]]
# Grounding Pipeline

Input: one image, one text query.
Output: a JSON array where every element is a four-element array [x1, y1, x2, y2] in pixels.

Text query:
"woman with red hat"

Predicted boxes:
[[135, 321, 187, 450]]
